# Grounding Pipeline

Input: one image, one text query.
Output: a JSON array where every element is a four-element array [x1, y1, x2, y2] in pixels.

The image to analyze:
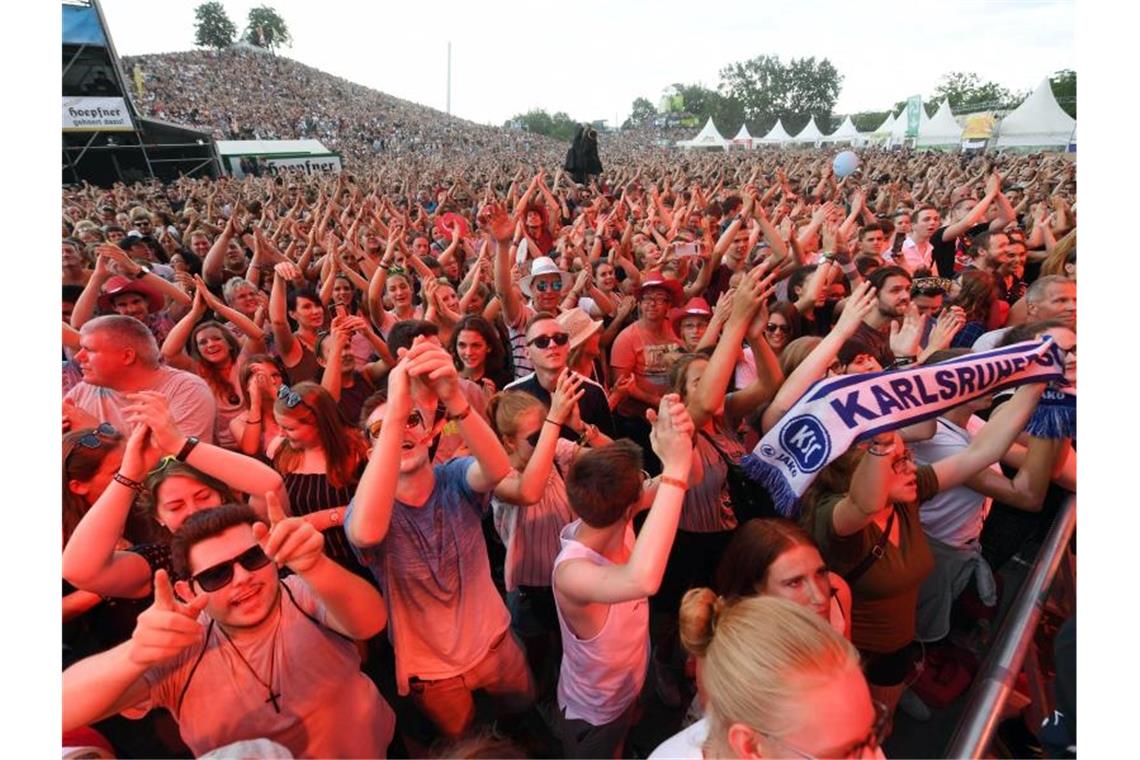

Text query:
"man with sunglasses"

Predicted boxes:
[[505, 312, 616, 442], [63, 499, 395, 758], [347, 339, 530, 740]]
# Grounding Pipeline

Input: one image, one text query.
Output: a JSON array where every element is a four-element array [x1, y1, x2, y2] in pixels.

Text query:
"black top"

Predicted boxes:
[[932, 222, 988, 277], [505, 372, 617, 441]]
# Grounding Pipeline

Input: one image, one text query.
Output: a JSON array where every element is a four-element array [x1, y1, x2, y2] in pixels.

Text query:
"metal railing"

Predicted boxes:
[[945, 497, 1076, 758]]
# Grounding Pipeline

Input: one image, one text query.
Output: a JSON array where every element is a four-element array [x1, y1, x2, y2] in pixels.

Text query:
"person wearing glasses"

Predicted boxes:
[[63, 501, 396, 758], [268, 381, 371, 580], [347, 339, 529, 741], [651, 595, 883, 759], [609, 272, 685, 472], [63, 390, 284, 602], [504, 312, 616, 442], [799, 382, 1046, 736]]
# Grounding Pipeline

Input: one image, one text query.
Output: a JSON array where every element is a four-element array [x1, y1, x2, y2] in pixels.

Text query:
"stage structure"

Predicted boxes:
[[62, 0, 220, 186]]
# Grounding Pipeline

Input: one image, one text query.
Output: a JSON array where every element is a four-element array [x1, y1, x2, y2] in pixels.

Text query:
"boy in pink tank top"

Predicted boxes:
[[552, 394, 695, 758]]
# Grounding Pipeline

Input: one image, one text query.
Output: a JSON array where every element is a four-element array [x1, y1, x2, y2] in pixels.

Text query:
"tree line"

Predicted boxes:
[[193, 2, 292, 51]]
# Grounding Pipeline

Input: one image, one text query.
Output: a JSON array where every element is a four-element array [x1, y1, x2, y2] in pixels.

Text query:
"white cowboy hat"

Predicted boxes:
[[519, 256, 574, 299]]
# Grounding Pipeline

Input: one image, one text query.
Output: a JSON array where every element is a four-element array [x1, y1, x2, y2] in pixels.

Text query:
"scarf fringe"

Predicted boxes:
[[739, 454, 801, 520], [1025, 405, 1077, 439]]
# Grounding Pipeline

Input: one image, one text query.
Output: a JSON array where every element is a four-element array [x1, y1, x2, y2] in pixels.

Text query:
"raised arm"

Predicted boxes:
[[761, 280, 877, 433], [345, 360, 409, 549], [930, 383, 1047, 492], [494, 370, 585, 505], [269, 262, 300, 361], [484, 204, 525, 326], [160, 288, 208, 371], [553, 395, 694, 604]]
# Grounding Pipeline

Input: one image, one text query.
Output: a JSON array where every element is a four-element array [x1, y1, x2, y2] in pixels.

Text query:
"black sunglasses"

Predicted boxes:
[[277, 384, 303, 409], [526, 332, 570, 349], [191, 545, 273, 592], [765, 323, 791, 334]]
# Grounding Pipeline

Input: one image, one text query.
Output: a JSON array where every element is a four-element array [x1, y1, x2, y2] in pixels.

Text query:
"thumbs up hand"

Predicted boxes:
[[128, 569, 207, 667], [251, 491, 325, 575]]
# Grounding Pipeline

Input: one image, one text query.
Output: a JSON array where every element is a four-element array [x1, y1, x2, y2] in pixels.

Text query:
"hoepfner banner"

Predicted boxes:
[[63, 97, 134, 132]]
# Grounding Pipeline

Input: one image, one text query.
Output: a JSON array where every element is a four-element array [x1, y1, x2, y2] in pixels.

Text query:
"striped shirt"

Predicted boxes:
[[284, 471, 367, 578], [492, 439, 579, 591], [681, 425, 745, 534], [506, 304, 537, 379]]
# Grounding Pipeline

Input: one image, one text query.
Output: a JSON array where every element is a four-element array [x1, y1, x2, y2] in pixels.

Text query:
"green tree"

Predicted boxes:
[[931, 71, 1020, 112], [1050, 69, 1076, 118], [850, 111, 892, 132], [244, 5, 291, 51], [718, 54, 842, 128], [194, 2, 236, 49], [505, 109, 581, 142], [626, 97, 657, 128]]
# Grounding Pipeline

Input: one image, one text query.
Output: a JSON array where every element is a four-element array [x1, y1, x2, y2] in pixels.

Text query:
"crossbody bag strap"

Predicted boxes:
[[698, 429, 736, 469], [843, 508, 896, 586]]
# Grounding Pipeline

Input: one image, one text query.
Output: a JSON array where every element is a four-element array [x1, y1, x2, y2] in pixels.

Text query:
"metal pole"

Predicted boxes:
[[446, 42, 451, 116], [944, 497, 1076, 759]]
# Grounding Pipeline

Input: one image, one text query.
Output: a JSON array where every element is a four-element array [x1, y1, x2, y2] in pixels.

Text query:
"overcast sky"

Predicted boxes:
[[98, 0, 1074, 127]]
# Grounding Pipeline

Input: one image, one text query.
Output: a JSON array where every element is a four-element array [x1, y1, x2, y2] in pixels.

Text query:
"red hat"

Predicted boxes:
[[637, 271, 684, 307], [97, 275, 164, 313], [670, 297, 713, 334]]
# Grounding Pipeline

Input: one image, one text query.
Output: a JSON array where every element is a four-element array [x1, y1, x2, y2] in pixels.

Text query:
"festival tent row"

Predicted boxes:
[[672, 77, 1075, 152]]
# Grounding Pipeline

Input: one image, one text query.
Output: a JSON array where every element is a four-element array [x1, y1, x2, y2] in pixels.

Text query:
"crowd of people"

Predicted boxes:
[[61, 110, 1077, 759], [125, 48, 565, 171]]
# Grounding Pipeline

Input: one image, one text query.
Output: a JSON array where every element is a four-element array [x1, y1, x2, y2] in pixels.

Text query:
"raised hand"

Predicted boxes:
[[549, 369, 586, 425], [252, 491, 324, 575], [836, 281, 877, 336], [926, 306, 966, 351], [128, 569, 208, 667], [403, 335, 462, 407], [889, 303, 927, 359], [647, 393, 695, 471], [274, 261, 302, 281], [121, 390, 187, 455]]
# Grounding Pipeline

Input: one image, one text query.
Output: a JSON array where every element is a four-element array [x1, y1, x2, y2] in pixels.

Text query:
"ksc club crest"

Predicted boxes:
[[778, 415, 831, 473]]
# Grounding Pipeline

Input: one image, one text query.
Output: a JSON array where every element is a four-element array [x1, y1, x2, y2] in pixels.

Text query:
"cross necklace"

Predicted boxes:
[[216, 613, 282, 713]]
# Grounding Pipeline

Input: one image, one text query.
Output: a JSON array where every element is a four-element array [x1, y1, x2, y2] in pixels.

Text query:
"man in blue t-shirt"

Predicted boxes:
[[345, 337, 532, 739]]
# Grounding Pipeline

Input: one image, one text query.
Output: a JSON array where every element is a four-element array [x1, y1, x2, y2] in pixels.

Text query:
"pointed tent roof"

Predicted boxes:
[[677, 117, 729, 149], [917, 100, 962, 147], [759, 118, 792, 143], [792, 116, 824, 144], [996, 78, 1076, 149], [732, 123, 753, 141], [870, 111, 895, 134], [888, 110, 908, 139], [822, 115, 862, 143]]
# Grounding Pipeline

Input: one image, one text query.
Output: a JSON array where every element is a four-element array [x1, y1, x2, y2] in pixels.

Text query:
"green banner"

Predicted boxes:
[[906, 95, 922, 138]]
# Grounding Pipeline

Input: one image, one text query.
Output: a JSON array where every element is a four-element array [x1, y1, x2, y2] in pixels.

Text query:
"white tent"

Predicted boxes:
[[916, 100, 962, 148], [996, 78, 1076, 150], [867, 111, 898, 145], [676, 117, 729, 150], [730, 123, 754, 149], [887, 110, 908, 145], [792, 116, 824, 146], [821, 115, 864, 145], [758, 118, 792, 145]]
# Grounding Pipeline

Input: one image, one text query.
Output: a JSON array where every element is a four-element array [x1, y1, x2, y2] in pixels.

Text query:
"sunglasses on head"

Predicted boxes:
[[367, 409, 425, 440], [526, 332, 570, 349], [533, 278, 564, 293], [64, 422, 118, 465], [277, 384, 303, 409], [191, 545, 273, 592]]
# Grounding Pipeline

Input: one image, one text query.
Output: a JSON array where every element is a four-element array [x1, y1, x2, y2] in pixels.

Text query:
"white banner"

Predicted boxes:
[[228, 155, 343, 179], [63, 97, 134, 132]]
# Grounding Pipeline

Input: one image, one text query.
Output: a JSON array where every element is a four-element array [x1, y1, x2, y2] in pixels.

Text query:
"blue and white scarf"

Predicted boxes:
[[741, 339, 1067, 517]]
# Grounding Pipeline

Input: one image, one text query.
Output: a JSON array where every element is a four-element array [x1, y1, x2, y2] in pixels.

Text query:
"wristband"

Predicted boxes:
[[113, 472, 144, 492], [659, 475, 689, 490], [891, 356, 916, 369], [246, 417, 262, 425], [544, 417, 562, 428], [174, 436, 200, 462], [446, 404, 472, 422]]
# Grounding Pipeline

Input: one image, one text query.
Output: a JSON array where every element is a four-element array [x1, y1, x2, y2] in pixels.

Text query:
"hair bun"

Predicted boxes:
[[679, 587, 724, 657]]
